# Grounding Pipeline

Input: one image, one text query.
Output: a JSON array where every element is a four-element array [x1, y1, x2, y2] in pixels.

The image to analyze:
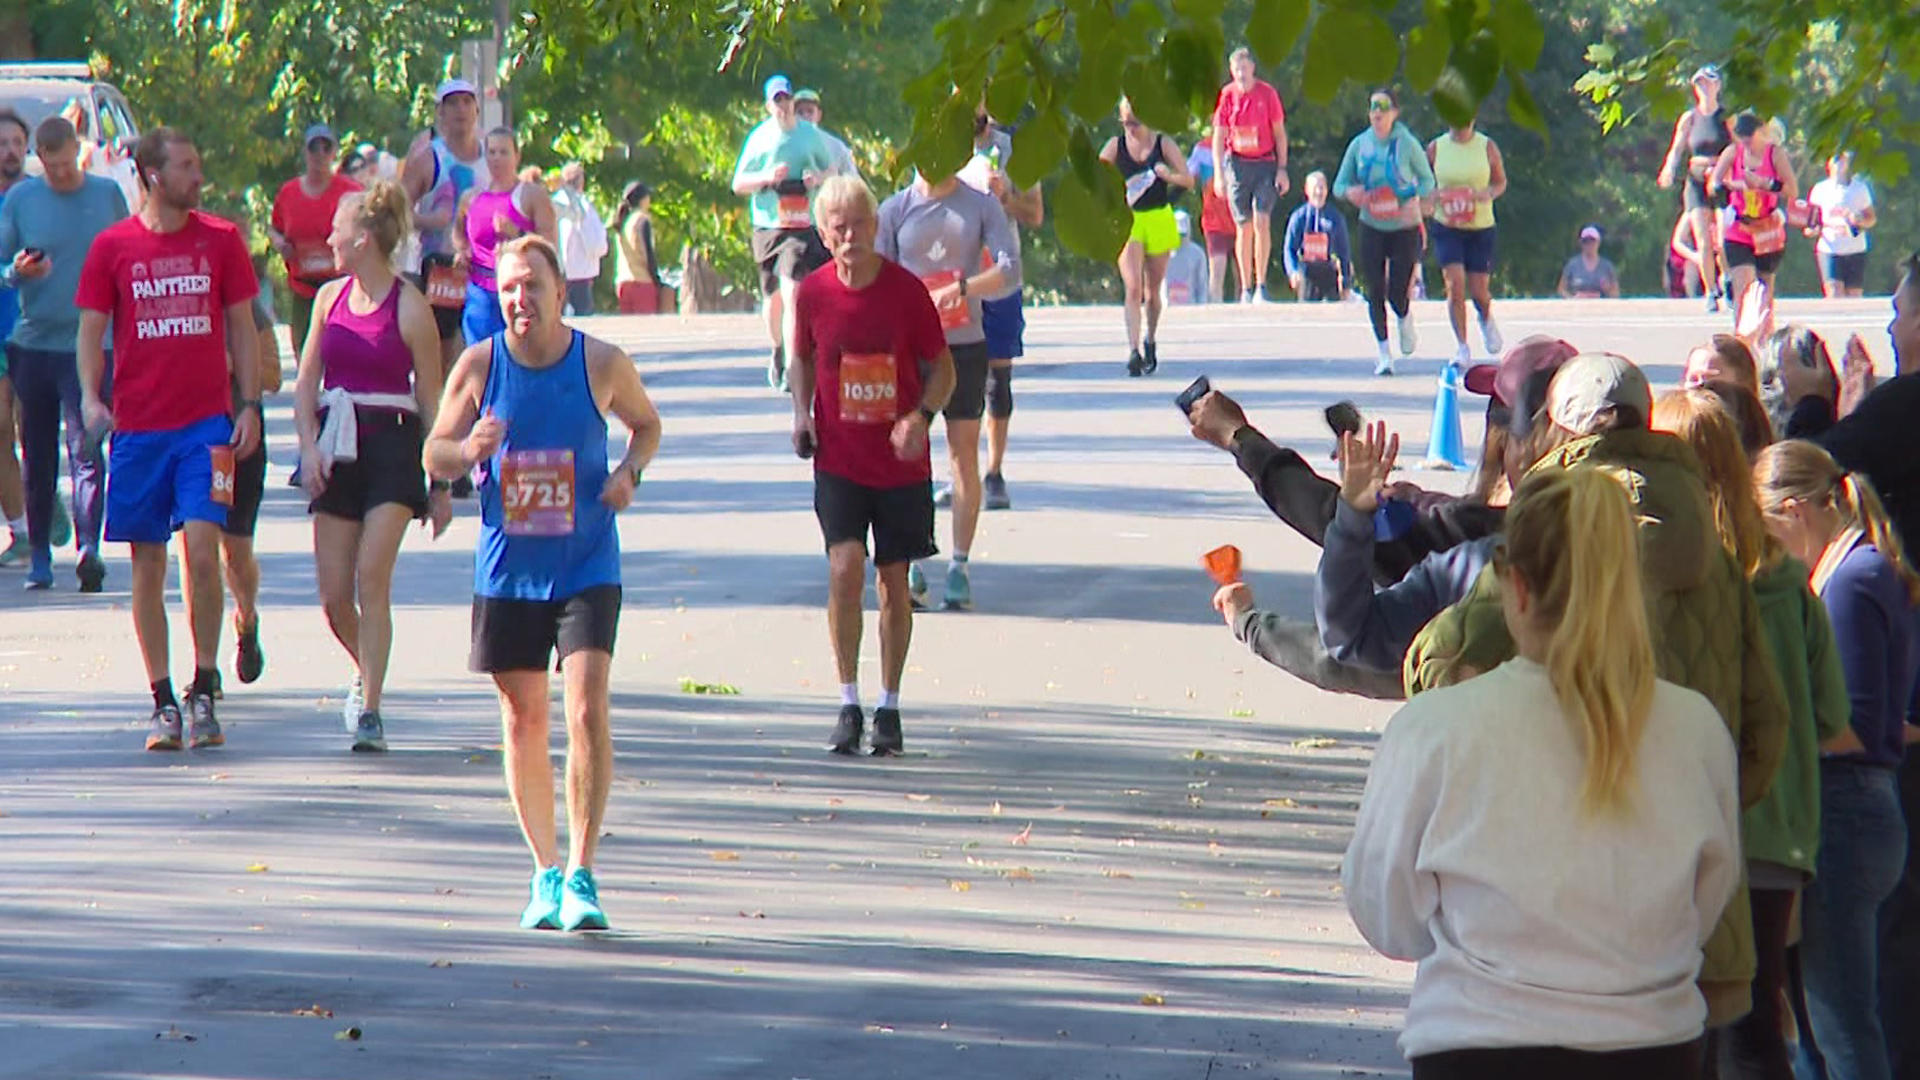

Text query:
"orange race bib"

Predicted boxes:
[[426, 263, 468, 309], [1167, 280, 1192, 304], [1301, 231, 1330, 263], [293, 240, 336, 279], [777, 192, 812, 229], [838, 351, 900, 425], [1230, 125, 1263, 156], [1366, 187, 1401, 218], [500, 449, 576, 536], [920, 270, 970, 331], [1437, 188, 1477, 227], [208, 445, 236, 508], [1748, 214, 1787, 256]]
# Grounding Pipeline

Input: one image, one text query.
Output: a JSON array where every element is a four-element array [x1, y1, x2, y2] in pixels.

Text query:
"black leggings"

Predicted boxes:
[[1358, 223, 1421, 341], [1413, 1039, 1703, 1080]]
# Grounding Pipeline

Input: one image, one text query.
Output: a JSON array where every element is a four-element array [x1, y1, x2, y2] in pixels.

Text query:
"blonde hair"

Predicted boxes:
[[1754, 440, 1920, 603], [498, 234, 563, 284], [1501, 467, 1657, 813], [1654, 388, 1781, 577], [814, 175, 877, 220], [341, 179, 411, 260]]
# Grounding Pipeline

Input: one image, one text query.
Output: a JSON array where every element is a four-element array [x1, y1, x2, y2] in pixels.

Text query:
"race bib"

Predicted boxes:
[[1302, 232, 1330, 263], [1748, 214, 1787, 256], [500, 449, 576, 536], [1230, 125, 1263, 156], [777, 191, 812, 229], [426, 263, 468, 309], [208, 445, 235, 508], [1124, 169, 1156, 207], [1167, 281, 1192, 304], [838, 351, 899, 426], [1366, 187, 1401, 218], [293, 240, 336, 279], [1438, 189, 1477, 227], [920, 270, 970, 331]]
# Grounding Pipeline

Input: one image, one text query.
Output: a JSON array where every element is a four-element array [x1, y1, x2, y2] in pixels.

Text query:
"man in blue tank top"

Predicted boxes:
[[425, 235, 662, 933]]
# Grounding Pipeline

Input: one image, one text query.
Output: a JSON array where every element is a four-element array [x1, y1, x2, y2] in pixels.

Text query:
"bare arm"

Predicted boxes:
[[255, 324, 283, 395], [591, 339, 663, 482], [1484, 139, 1508, 201], [1774, 147, 1800, 205], [525, 184, 559, 246], [1658, 113, 1689, 185], [399, 285, 444, 428], [1158, 136, 1195, 189], [1557, 266, 1575, 300], [424, 343, 491, 480], [1097, 137, 1118, 166], [919, 348, 957, 414], [1005, 183, 1043, 228], [78, 309, 111, 413], [1273, 117, 1288, 169], [451, 189, 476, 266], [1708, 145, 1739, 194], [293, 279, 344, 457]]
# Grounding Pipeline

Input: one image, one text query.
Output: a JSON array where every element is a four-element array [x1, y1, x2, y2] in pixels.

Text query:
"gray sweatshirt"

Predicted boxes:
[[876, 180, 1020, 346]]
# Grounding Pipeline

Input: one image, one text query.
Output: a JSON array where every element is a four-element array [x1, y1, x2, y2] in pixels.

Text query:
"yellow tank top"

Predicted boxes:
[[1431, 131, 1494, 230]]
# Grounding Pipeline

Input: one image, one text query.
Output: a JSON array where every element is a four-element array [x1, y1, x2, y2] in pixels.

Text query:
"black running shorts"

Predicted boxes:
[[813, 469, 936, 567], [469, 584, 623, 674]]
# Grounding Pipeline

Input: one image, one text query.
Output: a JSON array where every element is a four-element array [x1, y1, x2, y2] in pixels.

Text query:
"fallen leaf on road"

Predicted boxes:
[[1009, 823, 1031, 845], [245, 863, 269, 873], [1292, 737, 1338, 750], [207, 773, 231, 781], [428, 959, 452, 968], [738, 910, 765, 919], [864, 1023, 895, 1034], [1003, 867, 1034, 881], [905, 793, 932, 803], [290, 1004, 334, 1018], [1139, 994, 1166, 1007], [1101, 868, 1133, 879], [1264, 798, 1299, 808], [1208, 841, 1226, 856], [949, 880, 972, 892], [155, 1025, 198, 1041], [1229, 708, 1255, 718], [988, 801, 1003, 816], [709, 850, 742, 861], [677, 677, 741, 695], [1188, 749, 1206, 760], [334, 1026, 362, 1041]]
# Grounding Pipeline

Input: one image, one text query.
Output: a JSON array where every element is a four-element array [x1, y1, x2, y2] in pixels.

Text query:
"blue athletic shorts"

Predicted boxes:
[[981, 288, 1025, 360], [462, 281, 507, 347], [105, 412, 233, 543], [1430, 224, 1496, 275]]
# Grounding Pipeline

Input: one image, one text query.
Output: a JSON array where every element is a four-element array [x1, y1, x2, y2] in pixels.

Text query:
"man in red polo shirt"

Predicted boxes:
[[77, 127, 262, 752], [1210, 48, 1290, 303], [269, 123, 360, 353], [789, 175, 954, 759]]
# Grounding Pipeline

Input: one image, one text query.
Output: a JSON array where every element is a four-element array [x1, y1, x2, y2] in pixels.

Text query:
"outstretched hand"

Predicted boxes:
[[1338, 420, 1399, 515]]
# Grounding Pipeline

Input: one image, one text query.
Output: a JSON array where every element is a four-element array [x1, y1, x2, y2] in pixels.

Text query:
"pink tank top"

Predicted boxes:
[[1725, 146, 1782, 245], [320, 281, 413, 397], [466, 186, 534, 289]]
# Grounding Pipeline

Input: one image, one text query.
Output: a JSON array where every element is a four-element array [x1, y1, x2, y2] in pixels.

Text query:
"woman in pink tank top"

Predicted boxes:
[[453, 128, 557, 348], [293, 180, 454, 751], [1710, 111, 1799, 307]]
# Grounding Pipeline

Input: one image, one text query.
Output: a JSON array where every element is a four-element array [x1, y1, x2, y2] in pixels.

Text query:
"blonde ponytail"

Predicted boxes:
[[1502, 468, 1658, 813], [1840, 474, 1920, 604], [1755, 440, 1920, 604]]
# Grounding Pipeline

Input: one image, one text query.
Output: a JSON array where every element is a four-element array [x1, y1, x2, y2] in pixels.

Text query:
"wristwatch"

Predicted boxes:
[[958, 276, 969, 298], [239, 398, 262, 413], [628, 463, 643, 485], [919, 407, 937, 425]]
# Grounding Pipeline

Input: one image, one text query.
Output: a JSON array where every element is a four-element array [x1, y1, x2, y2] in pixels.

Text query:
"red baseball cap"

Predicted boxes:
[[1463, 336, 1580, 435]]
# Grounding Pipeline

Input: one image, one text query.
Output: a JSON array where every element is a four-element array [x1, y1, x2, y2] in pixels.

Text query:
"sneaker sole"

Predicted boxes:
[[563, 914, 609, 932], [941, 599, 973, 612], [870, 745, 903, 758], [190, 735, 224, 749], [146, 737, 183, 751], [351, 739, 387, 753]]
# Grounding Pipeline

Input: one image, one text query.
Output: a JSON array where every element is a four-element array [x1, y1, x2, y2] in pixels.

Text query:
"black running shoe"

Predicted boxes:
[[870, 708, 903, 757], [76, 550, 105, 594], [235, 616, 265, 684], [828, 704, 864, 755], [1142, 341, 1158, 375], [1126, 350, 1145, 377]]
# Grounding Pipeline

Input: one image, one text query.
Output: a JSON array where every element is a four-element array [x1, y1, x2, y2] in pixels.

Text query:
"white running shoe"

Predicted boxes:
[[1374, 341, 1395, 376], [1481, 316, 1504, 356], [1452, 342, 1472, 368], [1397, 314, 1418, 358]]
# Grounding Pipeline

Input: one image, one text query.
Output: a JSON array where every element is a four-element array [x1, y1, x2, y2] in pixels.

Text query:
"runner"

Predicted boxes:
[[1100, 100, 1193, 377], [181, 246, 284, 699], [75, 127, 263, 751], [873, 168, 1018, 612], [268, 123, 361, 356], [0, 108, 35, 568], [1711, 111, 1797, 312], [551, 162, 609, 316], [732, 75, 835, 392], [792, 89, 862, 179], [1806, 151, 1876, 299], [1210, 47, 1289, 303], [1281, 171, 1351, 301], [1334, 89, 1435, 376], [954, 107, 1042, 511], [1426, 120, 1506, 365], [1187, 134, 1237, 304], [295, 181, 452, 751], [1657, 65, 1734, 312], [454, 127, 558, 348], [788, 176, 954, 756], [424, 235, 662, 930], [0, 115, 125, 592]]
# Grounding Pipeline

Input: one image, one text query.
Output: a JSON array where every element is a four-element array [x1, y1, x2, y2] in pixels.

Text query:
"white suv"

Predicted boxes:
[[0, 61, 143, 210]]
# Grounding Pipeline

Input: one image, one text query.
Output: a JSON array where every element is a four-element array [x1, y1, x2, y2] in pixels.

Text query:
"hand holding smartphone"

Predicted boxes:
[[1174, 375, 1212, 415]]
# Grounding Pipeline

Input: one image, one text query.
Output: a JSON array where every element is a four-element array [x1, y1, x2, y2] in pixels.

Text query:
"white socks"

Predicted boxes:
[[878, 689, 900, 710], [840, 683, 859, 706]]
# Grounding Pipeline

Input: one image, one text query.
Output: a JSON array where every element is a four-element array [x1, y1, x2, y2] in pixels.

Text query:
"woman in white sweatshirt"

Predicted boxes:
[[1343, 466, 1743, 1079]]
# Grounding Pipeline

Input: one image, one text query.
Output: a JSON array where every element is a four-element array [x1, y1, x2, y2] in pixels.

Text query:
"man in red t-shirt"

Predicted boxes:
[[76, 127, 262, 753], [789, 175, 954, 758], [268, 124, 361, 355], [1210, 47, 1291, 303]]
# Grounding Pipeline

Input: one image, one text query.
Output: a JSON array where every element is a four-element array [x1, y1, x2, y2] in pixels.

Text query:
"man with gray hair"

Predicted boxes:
[[1211, 47, 1290, 303], [789, 175, 955, 757], [551, 162, 609, 315]]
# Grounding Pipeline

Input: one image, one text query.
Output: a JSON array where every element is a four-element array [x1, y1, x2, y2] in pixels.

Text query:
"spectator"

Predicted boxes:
[[551, 162, 609, 316], [1282, 170, 1351, 301], [1187, 136, 1237, 303], [1754, 440, 1919, 1080], [1655, 389, 1850, 1077], [1344, 465, 1741, 1077], [268, 124, 362, 354], [1405, 352, 1789, 1033], [1682, 333, 1759, 393], [1558, 224, 1620, 298], [613, 181, 661, 315], [1163, 210, 1209, 305]]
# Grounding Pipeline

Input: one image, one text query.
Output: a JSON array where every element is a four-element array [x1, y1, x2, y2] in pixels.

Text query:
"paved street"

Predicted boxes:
[[0, 295, 1895, 1079]]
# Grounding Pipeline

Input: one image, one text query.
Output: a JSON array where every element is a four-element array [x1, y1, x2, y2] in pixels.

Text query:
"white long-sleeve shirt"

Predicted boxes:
[[552, 187, 609, 283], [1343, 657, 1741, 1059]]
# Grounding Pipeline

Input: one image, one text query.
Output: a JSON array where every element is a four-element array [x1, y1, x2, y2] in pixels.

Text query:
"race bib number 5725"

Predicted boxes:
[[501, 449, 576, 536]]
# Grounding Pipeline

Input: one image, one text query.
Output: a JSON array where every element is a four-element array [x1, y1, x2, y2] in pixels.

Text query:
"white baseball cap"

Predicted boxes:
[[436, 78, 477, 103]]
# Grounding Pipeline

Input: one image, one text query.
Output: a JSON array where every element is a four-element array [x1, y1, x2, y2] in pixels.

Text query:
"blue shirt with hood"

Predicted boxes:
[[1332, 121, 1436, 232]]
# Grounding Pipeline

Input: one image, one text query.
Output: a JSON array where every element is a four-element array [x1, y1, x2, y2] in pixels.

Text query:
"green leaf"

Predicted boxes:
[[1404, 25, 1449, 92], [1009, 105, 1066, 188], [1584, 42, 1617, 66], [987, 66, 1032, 122], [1245, 0, 1309, 68], [1504, 65, 1546, 137], [910, 91, 981, 182], [1067, 20, 1125, 122], [1122, 57, 1186, 133], [1297, 15, 1344, 105], [1491, 0, 1545, 71], [1319, 7, 1399, 87], [1162, 23, 1226, 118], [1053, 138, 1129, 261]]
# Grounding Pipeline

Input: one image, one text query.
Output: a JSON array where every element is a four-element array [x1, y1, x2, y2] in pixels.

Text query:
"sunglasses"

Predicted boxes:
[[1368, 97, 1394, 112]]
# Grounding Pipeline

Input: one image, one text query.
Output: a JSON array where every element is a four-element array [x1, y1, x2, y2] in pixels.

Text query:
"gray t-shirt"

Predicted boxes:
[[1561, 254, 1618, 297], [875, 181, 1020, 346], [0, 174, 130, 350]]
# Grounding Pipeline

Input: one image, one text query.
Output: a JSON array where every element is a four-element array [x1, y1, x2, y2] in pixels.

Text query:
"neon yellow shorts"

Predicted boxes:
[[1128, 205, 1180, 257]]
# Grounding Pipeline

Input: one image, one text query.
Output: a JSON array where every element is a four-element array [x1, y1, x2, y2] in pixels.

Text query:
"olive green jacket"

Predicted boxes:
[[1745, 556, 1851, 874]]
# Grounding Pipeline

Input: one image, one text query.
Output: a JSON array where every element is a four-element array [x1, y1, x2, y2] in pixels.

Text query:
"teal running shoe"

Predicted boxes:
[[560, 867, 609, 931], [906, 563, 928, 609], [0, 535, 26, 568], [520, 867, 563, 930], [942, 563, 972, 611], [49, 500, 71, 549], [351, 710, 386, 753]]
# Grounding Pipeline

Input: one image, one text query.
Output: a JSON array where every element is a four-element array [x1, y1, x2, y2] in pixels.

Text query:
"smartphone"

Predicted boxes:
[[22, 247, 44, 262], [1174, 375, 1212, 415], [1325, 401, 1362, 438]]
